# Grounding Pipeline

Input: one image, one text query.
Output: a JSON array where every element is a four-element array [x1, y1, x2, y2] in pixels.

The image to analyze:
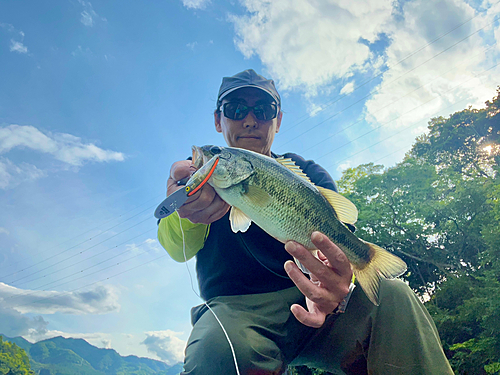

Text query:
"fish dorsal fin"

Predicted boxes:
[[317, 186, 358, 224], [275, 157, 312, 184], [229, 206, 252, 233]]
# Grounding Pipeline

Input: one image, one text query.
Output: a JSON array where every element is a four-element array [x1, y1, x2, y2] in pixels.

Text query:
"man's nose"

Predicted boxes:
[[242, 110, 258, 128]]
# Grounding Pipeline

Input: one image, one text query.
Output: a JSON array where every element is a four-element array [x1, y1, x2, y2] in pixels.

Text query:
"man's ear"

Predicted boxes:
[[214, 111, 222, 133], [275, 111, 283, 133]]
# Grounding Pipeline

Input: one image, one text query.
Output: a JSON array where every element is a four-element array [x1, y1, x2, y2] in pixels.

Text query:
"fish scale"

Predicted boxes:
[[192, 145, 407, 305]]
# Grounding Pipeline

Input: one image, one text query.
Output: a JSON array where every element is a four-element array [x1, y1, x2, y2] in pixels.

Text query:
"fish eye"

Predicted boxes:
[[210, 146, 222, 154]]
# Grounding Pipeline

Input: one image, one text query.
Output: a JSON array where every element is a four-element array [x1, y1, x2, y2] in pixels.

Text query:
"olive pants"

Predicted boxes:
[[181, 279, 453, 375]]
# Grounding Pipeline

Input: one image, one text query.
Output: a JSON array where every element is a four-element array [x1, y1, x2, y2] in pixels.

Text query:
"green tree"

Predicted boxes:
[[0, 337, 34, 375], [291, 89, 499, 374], [333, 88, 500, 374]]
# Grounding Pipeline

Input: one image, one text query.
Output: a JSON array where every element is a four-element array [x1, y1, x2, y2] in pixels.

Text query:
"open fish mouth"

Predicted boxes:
[[192, 145, 225, 169]]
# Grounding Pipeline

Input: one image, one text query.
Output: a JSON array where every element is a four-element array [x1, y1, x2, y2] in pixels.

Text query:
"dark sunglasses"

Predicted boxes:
[[220, 102, 279, 121]]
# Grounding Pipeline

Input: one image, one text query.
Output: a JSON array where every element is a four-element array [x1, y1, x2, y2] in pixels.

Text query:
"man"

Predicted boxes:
[[158, 69, 453, 374]]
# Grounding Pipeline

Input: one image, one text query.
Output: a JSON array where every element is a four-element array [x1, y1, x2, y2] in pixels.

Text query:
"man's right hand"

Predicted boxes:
[[167, 160, 230, 225]]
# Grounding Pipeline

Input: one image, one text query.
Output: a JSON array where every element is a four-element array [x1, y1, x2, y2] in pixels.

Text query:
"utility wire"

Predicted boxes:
[[277, 7, 494, 138], [4, 9, 496, 288], [11, 253, 170, 310], [4, 234, 157, 301], [3, 5, 499, 313], [297, 42, 497, 156], [0, 194, 163, 273], [275, 14, 499, 150], [323, 61, 500, 169], [0, 203, 158, 280], [6, 214, 152, 285], [7, 228, 156, 291]]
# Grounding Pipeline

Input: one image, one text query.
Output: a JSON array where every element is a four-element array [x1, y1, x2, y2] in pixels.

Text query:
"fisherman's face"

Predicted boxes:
[[215, 87, 282, 157]]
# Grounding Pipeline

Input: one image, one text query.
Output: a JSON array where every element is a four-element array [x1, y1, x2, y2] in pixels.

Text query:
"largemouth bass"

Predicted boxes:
[[191, 145, 407, 305]]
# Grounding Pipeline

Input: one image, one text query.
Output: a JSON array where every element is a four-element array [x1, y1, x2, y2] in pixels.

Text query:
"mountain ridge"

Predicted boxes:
[[1, 334, 182, 375]]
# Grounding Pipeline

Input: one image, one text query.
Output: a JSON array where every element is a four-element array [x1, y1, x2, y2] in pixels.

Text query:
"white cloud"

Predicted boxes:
[[0, 157, 46, 189], [363, 0, 500, 136], [0, 125, 57, 154], [0, 227, 9, 235], [77, 0, 106, 27], [0, 125, 124, 188], [307, 103, 324, 117], [337, 161, 352, 172], [229, 0, 394, 94], [0, 304, 48, 338], [228, 1, 498, 134], [141, 330, 185, 365], [340, 82, 355, 95], [186, 42, 198, 50], [0, 282, 120, 315], [182, 0, 210, 10], [10, 40, 28, 54], [81, 11, 95, 27], [51, 132, 125, 165], [72, 45, 92, 57], [125, 239, 162, 255], [1, 23, 28, 54]]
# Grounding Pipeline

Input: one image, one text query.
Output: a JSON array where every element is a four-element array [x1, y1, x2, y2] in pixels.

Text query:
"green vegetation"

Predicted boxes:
[[0, 336, 34, 375], [0, 335, 182, 375], [291, 87, 500, 375], [3, 89, 498, 375]]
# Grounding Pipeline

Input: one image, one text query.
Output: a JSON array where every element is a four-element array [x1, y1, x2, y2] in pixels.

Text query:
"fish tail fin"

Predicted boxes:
[[353, 242, 407, 306]]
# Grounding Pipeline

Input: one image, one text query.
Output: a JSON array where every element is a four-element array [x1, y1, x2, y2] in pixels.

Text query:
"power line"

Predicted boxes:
[[10, 67, 497, 308], [8, 228, 156, 291], [3, 4, 498, 315], [0, 202, 159, 280], [0, 194, 163, 273], [298, 42, 496, 156], [275, 14, 499, 150], [8, 68, 494, 308], [6, 214, 153, 285], [323, 61, 500, 170], [4, 234, 157, 302], [277, 8, 494, 138], [10, 252, 170, 311]]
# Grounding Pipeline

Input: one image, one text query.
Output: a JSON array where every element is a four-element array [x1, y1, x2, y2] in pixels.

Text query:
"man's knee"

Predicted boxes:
[[378, 278, 418, 306], [183, 318, 285, 374]]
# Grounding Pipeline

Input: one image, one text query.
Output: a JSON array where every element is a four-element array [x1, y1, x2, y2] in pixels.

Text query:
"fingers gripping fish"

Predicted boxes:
[[188, 145, 407, 305]]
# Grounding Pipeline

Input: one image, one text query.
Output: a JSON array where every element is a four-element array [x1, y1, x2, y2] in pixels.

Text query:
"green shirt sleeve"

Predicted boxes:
[[157, 211, 209, 262]]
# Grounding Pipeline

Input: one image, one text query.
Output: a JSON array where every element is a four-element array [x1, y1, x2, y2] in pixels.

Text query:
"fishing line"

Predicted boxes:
[[178, 213, 241, 375], [238, 233, 290, 280]]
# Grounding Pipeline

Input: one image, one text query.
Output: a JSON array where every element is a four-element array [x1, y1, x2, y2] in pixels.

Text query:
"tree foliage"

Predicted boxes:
[[291, 87, 500, 375], [0, 336, 34, 375]]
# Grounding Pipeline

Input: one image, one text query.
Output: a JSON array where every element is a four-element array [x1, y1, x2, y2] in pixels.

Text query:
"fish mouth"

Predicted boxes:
[[192, 145, 226, 168], [191, 145, 211, 169]]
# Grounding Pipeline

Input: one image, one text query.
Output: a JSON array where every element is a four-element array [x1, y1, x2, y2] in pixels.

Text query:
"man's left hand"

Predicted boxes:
[[284, 232, 353, 328]]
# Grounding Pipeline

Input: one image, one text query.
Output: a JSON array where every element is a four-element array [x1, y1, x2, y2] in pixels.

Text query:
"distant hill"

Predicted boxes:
[[1, 334, 183, 375]]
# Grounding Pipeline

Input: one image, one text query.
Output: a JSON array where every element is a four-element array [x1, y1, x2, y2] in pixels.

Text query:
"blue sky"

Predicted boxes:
[[0, 0, 499, 365]]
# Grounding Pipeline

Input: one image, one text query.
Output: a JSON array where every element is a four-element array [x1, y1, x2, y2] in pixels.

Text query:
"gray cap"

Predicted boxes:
[[217, 69, 281, 107]]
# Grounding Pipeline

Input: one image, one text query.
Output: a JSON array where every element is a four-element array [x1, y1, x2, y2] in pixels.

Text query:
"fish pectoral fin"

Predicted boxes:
[[317, 186, 358, 225], [293, 250, 319, 275], [243, 185, 272, 207], [294, 257, 310, 274], [229, 206, 252, 233]]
